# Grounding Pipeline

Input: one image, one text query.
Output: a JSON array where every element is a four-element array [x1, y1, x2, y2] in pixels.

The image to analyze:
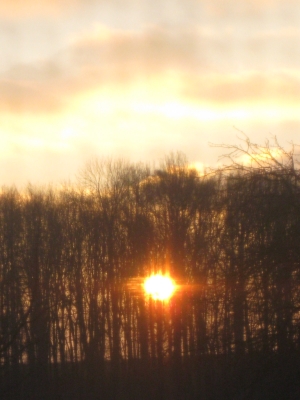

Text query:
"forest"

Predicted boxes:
[[1, 137, 300, 399]]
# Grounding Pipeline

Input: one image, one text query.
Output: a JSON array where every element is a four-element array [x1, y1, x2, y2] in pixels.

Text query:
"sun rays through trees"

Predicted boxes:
[[1, 139, 300, 399]]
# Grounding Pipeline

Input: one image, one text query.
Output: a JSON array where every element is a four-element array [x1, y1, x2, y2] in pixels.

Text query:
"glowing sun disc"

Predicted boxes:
[[144, 274, 175, 301]]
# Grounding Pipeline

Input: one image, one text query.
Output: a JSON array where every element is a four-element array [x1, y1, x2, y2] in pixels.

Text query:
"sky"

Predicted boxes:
[[1, 0, 300, 187]]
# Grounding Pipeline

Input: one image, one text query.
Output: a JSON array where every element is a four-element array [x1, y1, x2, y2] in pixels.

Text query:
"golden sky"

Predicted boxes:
[[1, 0, 300, 186]]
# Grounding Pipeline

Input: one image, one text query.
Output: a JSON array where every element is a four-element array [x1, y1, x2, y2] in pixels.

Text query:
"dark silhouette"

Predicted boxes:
[[1, 139, 300, 399]]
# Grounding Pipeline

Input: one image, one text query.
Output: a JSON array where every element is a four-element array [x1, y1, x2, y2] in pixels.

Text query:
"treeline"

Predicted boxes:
[[1, 138, 300, 398]]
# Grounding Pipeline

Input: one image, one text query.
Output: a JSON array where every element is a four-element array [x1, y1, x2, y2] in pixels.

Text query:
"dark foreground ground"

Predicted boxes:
[[1, 352, 300, 400]]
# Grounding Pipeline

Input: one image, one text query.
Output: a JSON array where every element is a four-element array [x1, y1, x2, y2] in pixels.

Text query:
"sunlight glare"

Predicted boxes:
[[144, 274, 175, 301]]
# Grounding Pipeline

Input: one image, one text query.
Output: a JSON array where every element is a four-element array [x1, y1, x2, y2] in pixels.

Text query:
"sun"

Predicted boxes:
[[143, 274, 175, 301]]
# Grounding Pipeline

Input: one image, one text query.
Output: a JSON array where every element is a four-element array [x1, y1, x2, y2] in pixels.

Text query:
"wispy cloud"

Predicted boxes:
[[1, 23, 299, 115], [1, 1, 299, 186]]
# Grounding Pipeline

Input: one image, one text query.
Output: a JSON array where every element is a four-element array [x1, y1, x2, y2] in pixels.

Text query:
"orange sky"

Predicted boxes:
[[0, 0, 300, 186]]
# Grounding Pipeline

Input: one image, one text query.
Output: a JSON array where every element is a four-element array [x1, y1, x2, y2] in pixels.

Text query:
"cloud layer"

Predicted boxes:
[[1, 23, 300, 115], [1, 1, 300, 187]]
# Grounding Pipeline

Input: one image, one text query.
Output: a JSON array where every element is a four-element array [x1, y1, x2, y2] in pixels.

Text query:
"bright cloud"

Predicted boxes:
[[0, 1, 300, 187], [1, 24, 300, 116]]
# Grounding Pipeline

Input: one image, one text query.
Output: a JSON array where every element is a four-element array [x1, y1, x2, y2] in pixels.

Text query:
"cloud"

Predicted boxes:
[[1, 1, 300, 188], [0, 25, 211, 113], [0, 79, 64, 113], [0, 56, 70, 113], [68, 25, 205, 77], [1, 23, 300, 115], [181, 72, 300, 106], [203, 0, 300, 20], [0, 1, 57, 18], [67, 23, 300, 75], [0, 0, 83, 18], [1, 0, 299, 19]]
